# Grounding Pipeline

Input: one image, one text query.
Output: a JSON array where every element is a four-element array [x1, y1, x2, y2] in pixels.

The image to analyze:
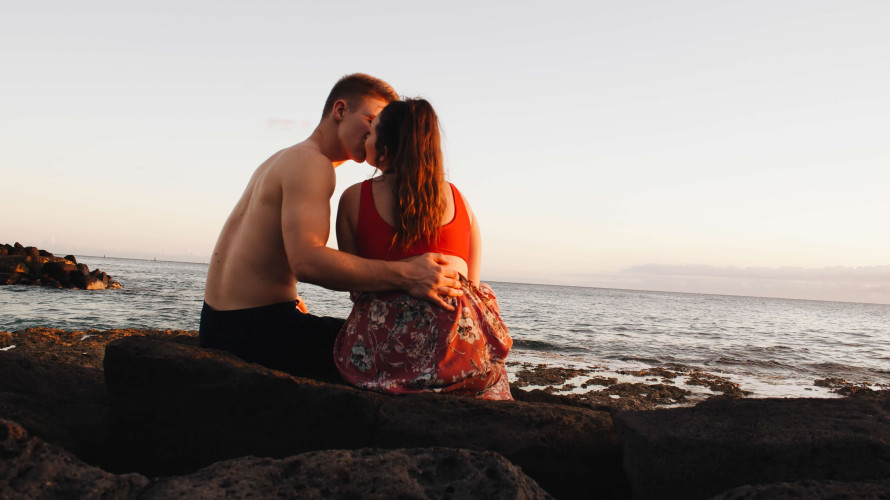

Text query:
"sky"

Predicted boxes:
[[2, 1, 889, 304]]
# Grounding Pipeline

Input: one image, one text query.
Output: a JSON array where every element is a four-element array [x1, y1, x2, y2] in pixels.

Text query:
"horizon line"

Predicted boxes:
[[71, 253, 890, 308]]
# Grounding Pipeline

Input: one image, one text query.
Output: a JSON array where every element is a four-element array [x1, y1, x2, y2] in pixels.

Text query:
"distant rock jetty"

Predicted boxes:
[[0, 242, 121, 290]]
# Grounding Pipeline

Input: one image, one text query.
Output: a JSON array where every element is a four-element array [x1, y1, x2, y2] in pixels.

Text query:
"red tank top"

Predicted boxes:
[[355, 179, 471, 262]]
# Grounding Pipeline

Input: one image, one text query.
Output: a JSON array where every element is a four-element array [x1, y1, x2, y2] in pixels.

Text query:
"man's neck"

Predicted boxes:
[[306, 123, 349, 166]]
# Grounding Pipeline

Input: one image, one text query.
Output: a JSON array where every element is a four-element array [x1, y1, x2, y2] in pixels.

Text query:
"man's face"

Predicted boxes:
[[364, 115, 383, 168], [338, 97, 388, 163]]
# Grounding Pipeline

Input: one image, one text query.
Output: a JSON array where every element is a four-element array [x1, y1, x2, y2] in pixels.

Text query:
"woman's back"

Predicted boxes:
[[353, 177, 471, 276]]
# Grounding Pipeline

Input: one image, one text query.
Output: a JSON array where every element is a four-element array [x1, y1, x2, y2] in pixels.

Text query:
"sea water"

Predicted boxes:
[[2, 256, 888, 398]]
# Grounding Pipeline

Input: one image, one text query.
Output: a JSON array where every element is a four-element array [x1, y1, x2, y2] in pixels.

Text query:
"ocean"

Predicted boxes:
[[2, 256, 888, 400]]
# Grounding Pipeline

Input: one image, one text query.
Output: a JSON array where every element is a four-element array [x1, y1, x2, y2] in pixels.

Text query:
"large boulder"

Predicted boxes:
[[1, 418, 551, 499], [0, 256, 30, 274], [146, 448, 552, 499], [41, 261, 77, 285], [70, 271, 106, 290], [0, 328, 200, 466], [0, 419, 149, 499], [104, 336, 628, 499], [615, 397, 890, 500]]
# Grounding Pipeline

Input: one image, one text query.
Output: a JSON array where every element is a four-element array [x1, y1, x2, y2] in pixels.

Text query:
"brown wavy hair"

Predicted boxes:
[[373, 99, 446, 250]]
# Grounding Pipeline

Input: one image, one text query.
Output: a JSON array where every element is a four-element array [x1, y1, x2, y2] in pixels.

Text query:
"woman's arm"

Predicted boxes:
[[336, 183, 361, 255], [465, 197, 482, 285]]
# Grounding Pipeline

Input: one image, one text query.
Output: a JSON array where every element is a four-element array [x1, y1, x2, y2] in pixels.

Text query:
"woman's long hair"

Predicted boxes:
[[373, 98, 446, 250]]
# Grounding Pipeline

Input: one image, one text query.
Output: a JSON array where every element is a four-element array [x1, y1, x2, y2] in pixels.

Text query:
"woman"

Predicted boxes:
[[333, 98, 512, 400]]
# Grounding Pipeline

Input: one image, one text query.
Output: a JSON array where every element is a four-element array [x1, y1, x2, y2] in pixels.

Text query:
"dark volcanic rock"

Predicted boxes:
[[615, 397, 890, 500], [104, 336, 628, 499], [1, 417, 550, 500], [0, 419, 149, 499], [0, 256, 30, 274], [0, 244, 121, 289], [41, 261, 77, 285], [711, 478, 890, 499], [0, 328, 198, 465], [145, 448, 552, 499]]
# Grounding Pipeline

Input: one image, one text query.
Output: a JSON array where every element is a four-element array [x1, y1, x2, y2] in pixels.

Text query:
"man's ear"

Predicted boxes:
[[332, 99, 348, 122]]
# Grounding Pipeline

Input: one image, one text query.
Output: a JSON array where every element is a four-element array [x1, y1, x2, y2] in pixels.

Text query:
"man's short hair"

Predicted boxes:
[[321, 73, 399, 119]]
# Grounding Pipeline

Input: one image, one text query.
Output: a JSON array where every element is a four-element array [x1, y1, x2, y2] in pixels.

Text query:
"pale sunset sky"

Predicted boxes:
[[2, 1, 889, 304]]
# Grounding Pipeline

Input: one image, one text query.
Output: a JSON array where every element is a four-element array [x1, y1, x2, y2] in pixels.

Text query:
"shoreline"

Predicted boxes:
[[2, 326, 886, 413], [3, 326, 890, 499]]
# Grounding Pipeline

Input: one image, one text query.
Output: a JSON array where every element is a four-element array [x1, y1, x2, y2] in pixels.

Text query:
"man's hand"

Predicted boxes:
[[402, 253, 463, 311]]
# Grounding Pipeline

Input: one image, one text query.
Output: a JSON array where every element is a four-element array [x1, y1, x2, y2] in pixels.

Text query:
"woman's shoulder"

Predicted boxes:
[[341, 179, 372, 201]]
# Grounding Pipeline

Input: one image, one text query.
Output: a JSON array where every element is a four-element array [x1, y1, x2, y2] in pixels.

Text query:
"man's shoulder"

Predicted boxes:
[[273, 143, 334, 171], [267, 144, 336, 186]]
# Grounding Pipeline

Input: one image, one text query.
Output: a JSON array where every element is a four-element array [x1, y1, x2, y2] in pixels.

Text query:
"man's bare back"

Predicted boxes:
[[204, 145, 330, 310]]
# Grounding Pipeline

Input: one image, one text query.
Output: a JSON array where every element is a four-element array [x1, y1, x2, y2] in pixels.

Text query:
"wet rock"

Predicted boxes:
[[24, 255, 49, 274], [0, 244, 121, 289], [580, 376, 618, 388], [617, 367, 681, 379], [0, 419, 150, 499], [1, 272, 20, 285], [813, 377, 888, 397], [615, 398, 890, 500], [104, 336, 628, 499], [84, 276, 106, 290], [0, 256, 30, 274], [70, 271, 106, 290], [686, 370, 751, 398], [513, 365, 589, 387], [42, 261, 77, 285]]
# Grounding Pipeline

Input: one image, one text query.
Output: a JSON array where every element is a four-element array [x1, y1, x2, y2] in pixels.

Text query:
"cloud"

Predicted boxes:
[[559, 264, 890, 305], [267, 118, 312, 131]]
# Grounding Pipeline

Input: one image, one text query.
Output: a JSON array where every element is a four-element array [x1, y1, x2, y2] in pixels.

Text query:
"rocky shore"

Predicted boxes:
[[0, 243, 121, 289], [1, 327, 889, 499]]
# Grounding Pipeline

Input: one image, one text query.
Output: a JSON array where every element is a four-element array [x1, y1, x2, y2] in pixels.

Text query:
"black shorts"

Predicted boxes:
[[199, 301, 345, 382]]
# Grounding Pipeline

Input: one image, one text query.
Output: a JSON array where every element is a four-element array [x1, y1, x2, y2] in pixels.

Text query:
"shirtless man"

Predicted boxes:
[[200, 74, 462, 380]]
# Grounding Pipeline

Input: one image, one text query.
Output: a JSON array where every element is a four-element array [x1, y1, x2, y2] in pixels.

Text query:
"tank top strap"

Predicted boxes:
[[449, 183, 470, 226]]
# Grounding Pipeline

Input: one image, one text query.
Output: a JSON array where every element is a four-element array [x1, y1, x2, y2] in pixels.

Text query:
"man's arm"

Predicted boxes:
[[335, 183, 360, 255], [281, 155, 461, 308]]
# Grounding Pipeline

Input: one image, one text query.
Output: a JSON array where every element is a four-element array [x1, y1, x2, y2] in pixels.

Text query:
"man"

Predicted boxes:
[[201, 74, 462, 380]]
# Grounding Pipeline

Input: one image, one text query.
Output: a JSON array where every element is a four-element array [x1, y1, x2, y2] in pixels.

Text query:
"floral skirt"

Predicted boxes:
[[333, 277, 513, 400]]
